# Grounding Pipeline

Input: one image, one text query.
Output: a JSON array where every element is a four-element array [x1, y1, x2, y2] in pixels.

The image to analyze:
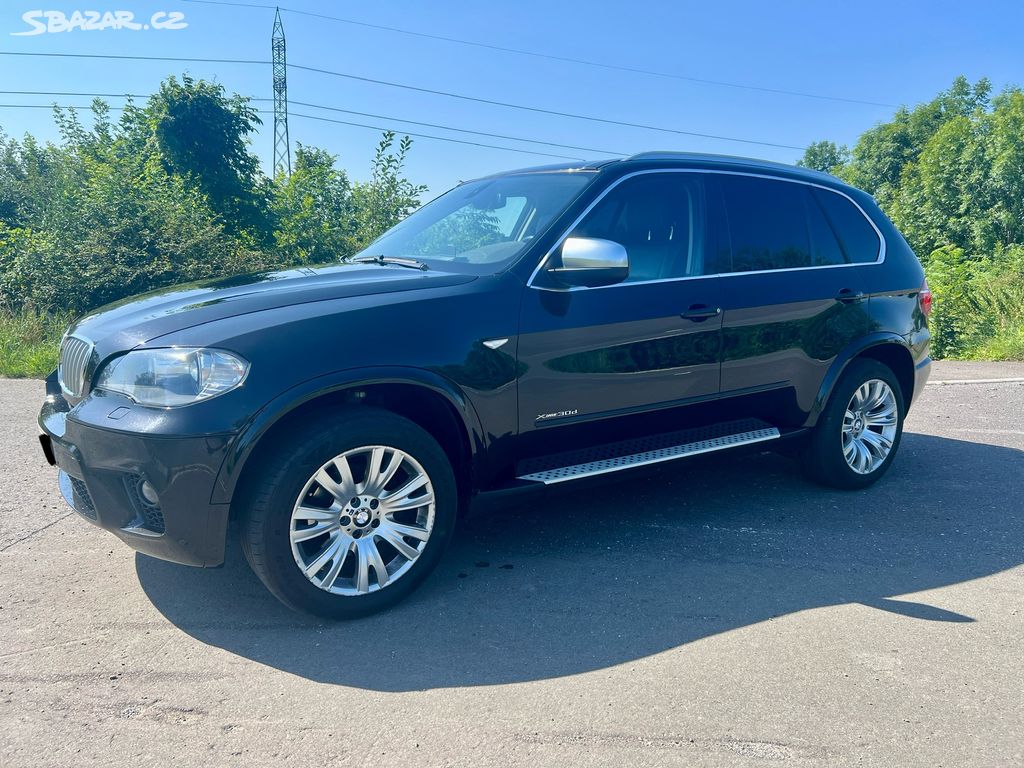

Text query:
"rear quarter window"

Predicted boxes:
[[811, 187, 882, 264]]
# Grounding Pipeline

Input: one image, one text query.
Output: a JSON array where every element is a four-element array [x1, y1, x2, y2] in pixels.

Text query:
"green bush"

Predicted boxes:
[[968, 246, 1024, 360], [973, 325, 1024, 360], [925, 244, 1024, 359], [0, 84, 424, 322]]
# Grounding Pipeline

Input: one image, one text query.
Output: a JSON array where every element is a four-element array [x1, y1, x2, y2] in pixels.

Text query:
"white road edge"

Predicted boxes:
[[927, 377, 1024, 386]]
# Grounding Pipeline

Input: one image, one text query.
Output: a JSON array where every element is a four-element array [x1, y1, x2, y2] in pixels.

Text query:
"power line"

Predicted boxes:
[[0, 102, 583, 161], [0, 51, 806, 151], [179, 0, 897, 108], [287, 111, 580, 160], [0, 103, 132, 108], [0, 90, 148, 99], [0, 103, 127, 110], [0, 90, 625, 155], [287, 62, 805, 150], [286, 100, 624, 156], [0, 50, 270, 66]]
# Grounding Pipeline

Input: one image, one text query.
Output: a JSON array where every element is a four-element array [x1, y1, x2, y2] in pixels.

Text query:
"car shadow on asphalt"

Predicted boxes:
[[136, 432, 1024, 691]]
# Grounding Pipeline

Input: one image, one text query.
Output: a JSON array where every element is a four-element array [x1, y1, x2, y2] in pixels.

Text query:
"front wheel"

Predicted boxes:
[[803, 359, 905, 490], [240, 408, 457, 619]]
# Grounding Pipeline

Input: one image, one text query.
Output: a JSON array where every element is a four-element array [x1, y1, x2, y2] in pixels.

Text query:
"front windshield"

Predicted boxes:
[[352, 172, 595, 273]]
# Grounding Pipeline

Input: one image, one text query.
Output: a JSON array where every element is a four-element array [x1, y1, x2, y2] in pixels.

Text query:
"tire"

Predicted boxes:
[[802, 359, 905, 490], [240, 407, 458, 619]]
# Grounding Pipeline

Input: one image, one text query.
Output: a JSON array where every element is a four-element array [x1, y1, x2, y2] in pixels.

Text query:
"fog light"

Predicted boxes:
[[139, 480, 159, 506]]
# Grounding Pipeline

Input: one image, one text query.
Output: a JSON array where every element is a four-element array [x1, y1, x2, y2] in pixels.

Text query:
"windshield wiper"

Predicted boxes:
[[349, 254, 429, 271]]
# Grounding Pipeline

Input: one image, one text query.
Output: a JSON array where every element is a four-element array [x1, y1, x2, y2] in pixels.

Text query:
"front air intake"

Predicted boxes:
[[123, 474, 166, 534]]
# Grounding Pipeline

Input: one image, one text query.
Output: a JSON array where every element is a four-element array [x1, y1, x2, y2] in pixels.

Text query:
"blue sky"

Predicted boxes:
[[1, 1, 1022, 196]]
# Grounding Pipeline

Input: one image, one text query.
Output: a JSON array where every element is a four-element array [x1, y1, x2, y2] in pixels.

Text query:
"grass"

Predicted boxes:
[[969, 324, 1024, 361], [0, 308, 69, 378]]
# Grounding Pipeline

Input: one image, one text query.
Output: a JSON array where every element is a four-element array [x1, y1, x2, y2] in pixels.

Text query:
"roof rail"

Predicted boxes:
[[624, 151, 837, 180]]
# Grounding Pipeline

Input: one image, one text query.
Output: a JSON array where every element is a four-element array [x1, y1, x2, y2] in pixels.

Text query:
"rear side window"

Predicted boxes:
[[715, 175, 881, 272], [811, 188, 881, 264], [717, 175, 811, 272]]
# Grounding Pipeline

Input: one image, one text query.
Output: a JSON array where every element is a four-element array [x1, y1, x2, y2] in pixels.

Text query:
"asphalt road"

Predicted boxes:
[[2, 362, 1023, 767]]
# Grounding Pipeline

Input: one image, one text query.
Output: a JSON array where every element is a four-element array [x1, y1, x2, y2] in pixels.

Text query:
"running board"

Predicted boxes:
[[517, 418, 780, 485]]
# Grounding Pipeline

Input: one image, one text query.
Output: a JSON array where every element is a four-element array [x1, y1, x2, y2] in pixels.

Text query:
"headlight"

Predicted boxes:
[[95, 348, 249, 407]]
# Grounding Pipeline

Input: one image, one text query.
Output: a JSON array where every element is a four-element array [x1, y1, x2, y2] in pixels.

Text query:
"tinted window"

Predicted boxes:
[[569, 173, 706, 281], [804, 188, 846, 266], [719, 175, 811, 272], [812, 188, 881, 263]]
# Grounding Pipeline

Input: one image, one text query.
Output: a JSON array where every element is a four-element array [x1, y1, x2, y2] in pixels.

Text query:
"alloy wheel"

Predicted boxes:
[[841, 379, 898, 474], [289, 445, 435, 595]]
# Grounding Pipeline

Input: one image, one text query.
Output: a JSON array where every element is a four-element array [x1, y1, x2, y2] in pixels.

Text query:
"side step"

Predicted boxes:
[[516, 418, 780, 485]]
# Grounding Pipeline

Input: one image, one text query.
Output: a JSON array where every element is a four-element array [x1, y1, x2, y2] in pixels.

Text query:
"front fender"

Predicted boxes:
[[210, 366, 486, 505], [807, 332, 910, 427]]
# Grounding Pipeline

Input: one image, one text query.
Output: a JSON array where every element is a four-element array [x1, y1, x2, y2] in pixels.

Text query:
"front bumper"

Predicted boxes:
[[38, 373, 233, 567]]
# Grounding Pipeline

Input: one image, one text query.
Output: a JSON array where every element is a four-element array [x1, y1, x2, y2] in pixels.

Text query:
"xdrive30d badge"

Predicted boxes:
[[38, 152, 932, 618]]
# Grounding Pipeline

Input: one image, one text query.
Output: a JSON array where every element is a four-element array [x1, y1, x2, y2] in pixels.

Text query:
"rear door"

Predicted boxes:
[[516, 171, 722, 455], [711, 173, 883, 417]]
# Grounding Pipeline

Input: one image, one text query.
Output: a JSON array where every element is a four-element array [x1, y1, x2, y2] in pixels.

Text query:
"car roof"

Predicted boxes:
[[471, 152, 844, 187]]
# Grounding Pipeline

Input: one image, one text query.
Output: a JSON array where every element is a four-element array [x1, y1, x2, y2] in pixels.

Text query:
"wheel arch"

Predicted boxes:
[[809, 334, 915, 426], [214, 367, 484, 512]]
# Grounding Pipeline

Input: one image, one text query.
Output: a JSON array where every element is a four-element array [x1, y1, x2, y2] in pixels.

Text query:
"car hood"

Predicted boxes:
[[67, 263, 478, 356]]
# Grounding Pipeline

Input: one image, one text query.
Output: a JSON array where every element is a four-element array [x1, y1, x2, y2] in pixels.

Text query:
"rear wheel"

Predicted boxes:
[[240, 408, 457, 619], [803, 359, 905, 489]]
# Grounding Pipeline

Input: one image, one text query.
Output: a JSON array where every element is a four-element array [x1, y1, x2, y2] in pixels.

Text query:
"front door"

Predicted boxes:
[[517, 171, 722, 457]]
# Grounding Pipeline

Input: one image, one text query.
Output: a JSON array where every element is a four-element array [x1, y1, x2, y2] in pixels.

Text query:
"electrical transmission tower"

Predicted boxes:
[[272, 7, 291, 176]]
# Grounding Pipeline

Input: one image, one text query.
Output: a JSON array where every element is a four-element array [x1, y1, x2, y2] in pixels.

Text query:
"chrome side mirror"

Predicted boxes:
[[548, 237, 629, 288]]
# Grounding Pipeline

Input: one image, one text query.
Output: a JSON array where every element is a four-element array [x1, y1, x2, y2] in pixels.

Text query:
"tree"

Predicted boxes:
[[349, 132, 427, 250], [797, 140, 849, 173], [982, 90, 1024, 251], [271, 144, 354, 264], [0, 77, 427, 316], [837, 76, 991, 210], [138, 75, 269, 239], [891, 115, 983, 257], [884, 86, 1024, 260], [0, 97, 265, 313]]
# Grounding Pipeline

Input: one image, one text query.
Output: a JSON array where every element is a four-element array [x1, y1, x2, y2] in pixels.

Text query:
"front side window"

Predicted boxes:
[[567, 173, 706, 281], [354, 172, 594, 274]]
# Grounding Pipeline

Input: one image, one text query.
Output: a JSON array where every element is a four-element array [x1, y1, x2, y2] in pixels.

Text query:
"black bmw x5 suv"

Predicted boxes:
[[39, 152, 932, 617]]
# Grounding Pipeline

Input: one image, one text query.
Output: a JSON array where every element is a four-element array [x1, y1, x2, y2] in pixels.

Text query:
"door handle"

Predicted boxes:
[[835, 288, 866, 304], [681, 304, 722, 322]]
